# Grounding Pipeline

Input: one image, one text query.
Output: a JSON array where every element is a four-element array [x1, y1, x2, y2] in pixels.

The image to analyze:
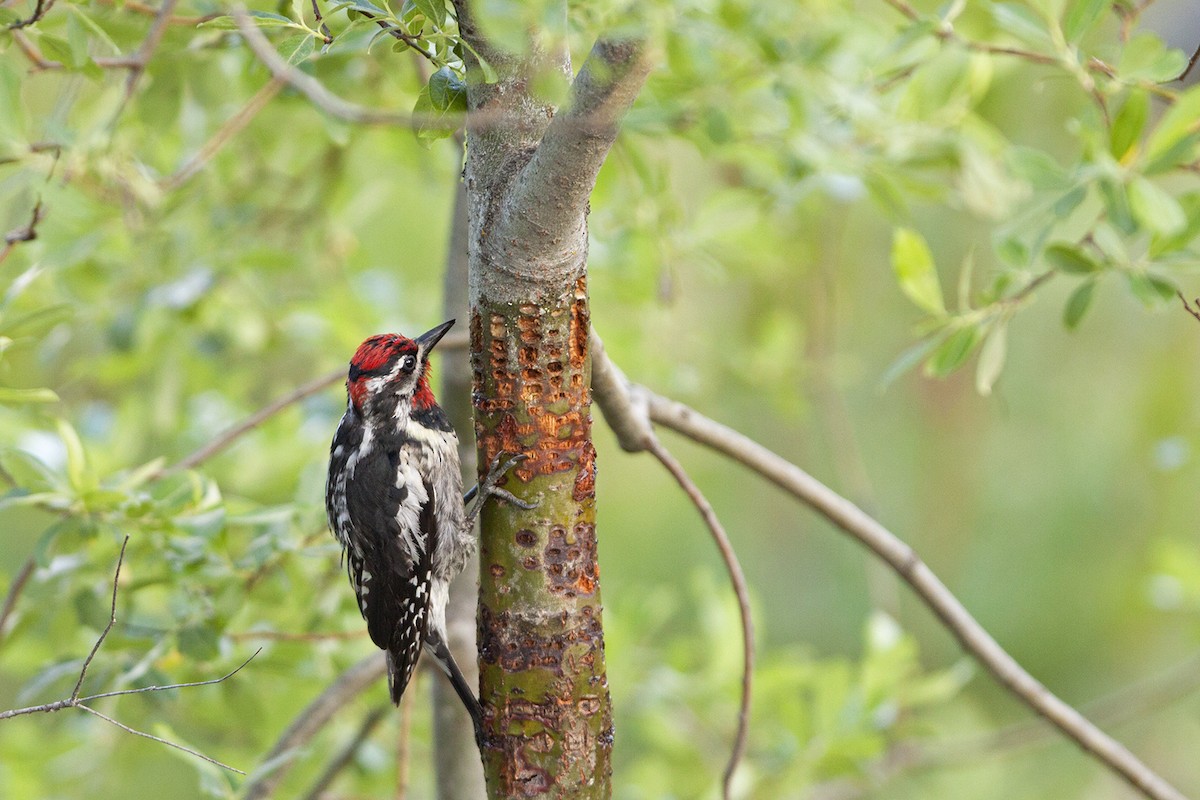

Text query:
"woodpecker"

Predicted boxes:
[[325, 319, 515, 748]]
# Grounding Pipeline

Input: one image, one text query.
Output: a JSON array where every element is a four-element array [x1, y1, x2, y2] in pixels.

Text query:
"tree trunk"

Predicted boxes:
[[452, 3, 650, 794], [435, 173, 489, 800]]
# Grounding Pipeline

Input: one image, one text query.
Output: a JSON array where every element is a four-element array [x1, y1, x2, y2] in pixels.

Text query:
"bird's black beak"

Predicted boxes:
[[415, 319, 455, 352]]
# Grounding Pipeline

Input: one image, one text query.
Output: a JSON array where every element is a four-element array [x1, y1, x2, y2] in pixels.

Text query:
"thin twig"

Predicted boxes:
[[300, 706, 387, 800], [76, 703, 243, 773], [0, 556, 35, 641], [307, 0, 331, 44], [161, 78, 285, 192], [0, 538, 255, 774], [1179, 41, 1200, 83], [93, 0, 220, 25], [645, 438, 754, 800], [116, 0, 179, 116], [6, 0, 54, 29], [71, 536, 128, 701], [1177, 291, 1200, 323]]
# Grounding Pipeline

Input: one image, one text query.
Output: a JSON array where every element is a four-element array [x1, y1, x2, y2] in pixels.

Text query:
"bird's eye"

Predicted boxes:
[[400, 355, 417, 372]]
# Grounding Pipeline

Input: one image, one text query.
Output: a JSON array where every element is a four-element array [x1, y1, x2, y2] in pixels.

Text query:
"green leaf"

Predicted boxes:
[[1062, 0, 1108, 43], [975, 321, 1007, 395], [199, 10, 297, 29], [1044, 242, 1099, 274], [461, 39, 498, 83], [68, 5, 122, 56], [1118, 33, 1187, 82], [55, 418, 90, 493], [427, 66, 466, 112], [178, 623, 221, 661], [878, 335, 942, 390], [0, 303, 74, 337], [1145, 84, 1200, 166], [891, 228, 945, 315], [1098, 178, 1136, 234], [1110, 90, 1148, 161], [0, 387, 59, 404], [280, 33, 316, 65], [37, 35, 80, 69], [1128, 177, 1187, 236], [1063, 280, 1095, 328], [990, 3, 1054, 49], [1125, 272, 1177, 306], [924, 325, 980, 377], [412, 0, 446, 27]]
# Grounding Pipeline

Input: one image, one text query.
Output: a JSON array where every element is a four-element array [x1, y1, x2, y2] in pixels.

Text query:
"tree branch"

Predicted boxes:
[[644, 438, 754, 800], [160, 77, 285, 192], [6, 0, 55, 30], [0, 556, 35, 642], [590, 335, 1188, 800], [638, 391, 1186, 800], [0, 537, 255, 775], [232, 7, 412, 127], [243, 652, 387, 800], [299, 706, 388, 800], [501, 37, 653, 254]]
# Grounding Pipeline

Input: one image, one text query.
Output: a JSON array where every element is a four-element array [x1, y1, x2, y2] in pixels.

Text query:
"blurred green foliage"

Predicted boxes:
[[1, 0, 1199, 797]]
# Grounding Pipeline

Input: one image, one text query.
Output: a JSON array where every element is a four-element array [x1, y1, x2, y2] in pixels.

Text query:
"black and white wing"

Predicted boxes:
[[341, 444, 437, 704]]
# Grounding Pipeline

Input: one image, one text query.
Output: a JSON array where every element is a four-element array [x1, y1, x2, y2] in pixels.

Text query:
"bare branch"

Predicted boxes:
[[1179, 41, 1200, 82], [232, 7, 413, 127], [0, 556, 35, 642], [0, 539, 255, 774], [161, 78, 285, 192], [71, 536, 128, 702], [299, 706, 387, 800], [120, 0, 178, 105], [6, 0, 56, 30], [76, 703, 244, 773], [629, 382, 1188, 800], [243, 652, 387, 800], [1177, 290, 1200, 324], [645, 438, 754, 800], [78, 649, 261, 703], [155, 369, 342, 478]]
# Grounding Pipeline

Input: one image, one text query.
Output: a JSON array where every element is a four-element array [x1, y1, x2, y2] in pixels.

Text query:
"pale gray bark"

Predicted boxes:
[[433, 171, 488, 800]]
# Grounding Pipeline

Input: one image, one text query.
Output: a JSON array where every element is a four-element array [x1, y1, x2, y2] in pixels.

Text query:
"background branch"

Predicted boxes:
[[590, 338, 1188, 800], [243, 652, 386, 800], [299, 706, 387, 800], [645, 438, 754, 800]]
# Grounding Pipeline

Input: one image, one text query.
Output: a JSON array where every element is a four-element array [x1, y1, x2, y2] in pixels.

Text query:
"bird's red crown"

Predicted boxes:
[[346, 334, 436, 412]]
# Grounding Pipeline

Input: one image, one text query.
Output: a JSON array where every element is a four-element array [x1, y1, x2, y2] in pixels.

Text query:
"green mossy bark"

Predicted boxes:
[[472, 277, 612, 798]]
